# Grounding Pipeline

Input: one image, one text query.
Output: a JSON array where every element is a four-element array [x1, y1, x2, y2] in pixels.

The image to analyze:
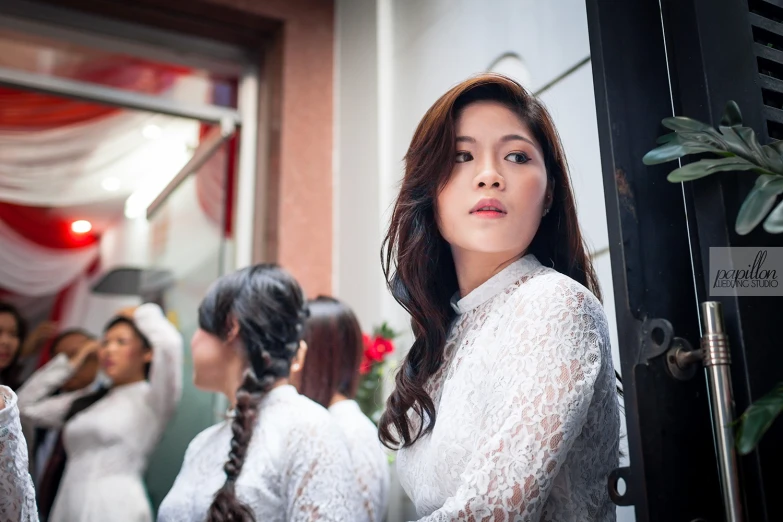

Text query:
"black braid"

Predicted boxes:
[[200, 264, 308, 522], [207, 370, 274, 522]]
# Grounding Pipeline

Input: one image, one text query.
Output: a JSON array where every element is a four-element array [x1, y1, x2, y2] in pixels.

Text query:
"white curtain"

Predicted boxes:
[[0, 217, 99, 296]]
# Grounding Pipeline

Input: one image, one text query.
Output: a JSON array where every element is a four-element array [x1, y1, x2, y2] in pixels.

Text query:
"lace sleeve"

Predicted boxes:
[[16, 354, 89, 429], [0, 386, 39, 522], [418, 279, 605, 522], [134, 304, 183, 421], [284, 422, 367, 522]]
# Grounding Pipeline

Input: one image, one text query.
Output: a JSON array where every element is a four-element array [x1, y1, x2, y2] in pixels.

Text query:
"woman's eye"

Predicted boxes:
[[505, 152, 530, 164], [455, 151, 473, 163]]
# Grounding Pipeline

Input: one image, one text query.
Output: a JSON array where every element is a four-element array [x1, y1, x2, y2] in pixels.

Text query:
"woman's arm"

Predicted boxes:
[[0, 385, 40, 522], [133, 304, 183, 421], [16, 345, 96, 429]]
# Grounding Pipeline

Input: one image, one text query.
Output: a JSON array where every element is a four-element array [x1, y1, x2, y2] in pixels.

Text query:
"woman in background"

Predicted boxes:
[[0, 302, 58, 391], [158, 264, 364, 522], [0, 302, 29, 389], [17, 304, 183, 522], [291, 296, 390, 522], [31, 329, 101, 520]]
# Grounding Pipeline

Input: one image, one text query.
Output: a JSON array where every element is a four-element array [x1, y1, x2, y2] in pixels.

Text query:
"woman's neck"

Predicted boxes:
[[451, 249, 523, 298], [329, 393, 349, 407], [111, 374, 146, 388], [225, 377, 290, 408]]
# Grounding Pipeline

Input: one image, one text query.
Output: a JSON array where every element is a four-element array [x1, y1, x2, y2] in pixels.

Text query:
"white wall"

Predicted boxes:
[[335, 1, 631, 520]]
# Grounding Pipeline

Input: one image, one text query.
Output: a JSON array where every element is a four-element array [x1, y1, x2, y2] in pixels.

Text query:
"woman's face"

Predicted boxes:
[[99, 323, 151, 385], [55, 333, 99, 392], [0, 312, 21, 371], [191, 327, 237, 394], [436, 100, 549, 264]]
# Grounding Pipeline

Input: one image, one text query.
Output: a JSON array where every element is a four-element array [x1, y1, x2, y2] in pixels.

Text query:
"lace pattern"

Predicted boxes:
[[0, 386, 39, 522], [329, 400, 390, 522], [158, 385, 367, 522], [396, 255, 620, 521]]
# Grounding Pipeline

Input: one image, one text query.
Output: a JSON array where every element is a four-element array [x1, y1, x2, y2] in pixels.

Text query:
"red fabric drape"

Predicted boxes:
[[0, 202, 99, 249]]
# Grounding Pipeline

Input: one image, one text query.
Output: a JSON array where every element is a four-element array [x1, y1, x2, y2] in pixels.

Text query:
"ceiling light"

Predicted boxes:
[[142, 124, 162, 140], [101, 177, 121, 191], [71, 220, 92, 234]]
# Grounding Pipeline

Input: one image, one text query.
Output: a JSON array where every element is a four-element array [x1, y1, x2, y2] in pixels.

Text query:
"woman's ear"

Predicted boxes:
[[225, 317, 240, 345], [290, 340, 308, 373]]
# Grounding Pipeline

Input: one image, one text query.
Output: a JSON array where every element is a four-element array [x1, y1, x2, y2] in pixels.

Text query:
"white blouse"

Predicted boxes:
[[0, 385, 38, 522], [396, 255, 620, 521], [158, 385, 367, 522], [329, 399, 390, 522], [16, 304, 183, 522]]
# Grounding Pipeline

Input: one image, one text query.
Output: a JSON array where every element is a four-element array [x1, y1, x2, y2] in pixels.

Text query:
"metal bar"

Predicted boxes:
[[0, 0, 247, 76], [234, 62, 261, 269], [753, 42, 783, 63], [146, 120, 236, 219], [0, 66, 241, 125], [701, 301, 744, 522]]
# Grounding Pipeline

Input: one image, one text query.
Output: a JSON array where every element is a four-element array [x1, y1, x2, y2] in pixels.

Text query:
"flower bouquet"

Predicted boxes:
[[355, 322, 398, 424]]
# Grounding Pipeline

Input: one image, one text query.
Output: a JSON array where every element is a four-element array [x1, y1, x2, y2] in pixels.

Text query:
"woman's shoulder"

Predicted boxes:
[[510, 265, 605, 319]]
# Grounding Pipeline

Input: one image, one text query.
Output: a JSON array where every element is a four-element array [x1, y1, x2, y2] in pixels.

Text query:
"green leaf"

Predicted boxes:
[[662, 116, 713, 132], [762, 144, 783, 173], [763, 199, 783, 234], [719, 126, 775, 171], [720, 101, 743, 127], [736, 175, 783, 235], [656, 132, 678, 145], [736, 382, 783, 455], [643, 140, 722, 165], [768, 140, 783, 155], [667, 157, 759, 182]]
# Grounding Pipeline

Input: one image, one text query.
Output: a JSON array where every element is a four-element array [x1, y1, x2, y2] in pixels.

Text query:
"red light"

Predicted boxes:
[[71, 220, 92, 234]]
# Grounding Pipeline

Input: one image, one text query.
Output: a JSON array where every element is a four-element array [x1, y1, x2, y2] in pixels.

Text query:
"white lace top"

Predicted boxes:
[[157, 385, 367, 522], [0, 385, 38, 522], [329, 399, 390, 522], [396, 255, 620, 521]]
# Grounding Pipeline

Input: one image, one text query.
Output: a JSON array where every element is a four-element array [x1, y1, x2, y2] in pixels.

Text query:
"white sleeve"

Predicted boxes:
[[134, 304, 183, 422], [415, 280, 606, 522], [284, 420, 369, 522], [0, 386, 40, 522], [16, 354, 91, 429]]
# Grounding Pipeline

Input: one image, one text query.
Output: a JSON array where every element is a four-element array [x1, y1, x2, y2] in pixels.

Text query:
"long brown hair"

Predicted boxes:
[[299, 296, 364, 408], [379, 74, 600, 449]]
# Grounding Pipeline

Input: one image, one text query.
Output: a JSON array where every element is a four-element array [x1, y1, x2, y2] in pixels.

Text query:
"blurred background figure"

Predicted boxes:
[[30, 328, 99, 520], [16, 304, 182, 522], [0, 302, 59, 391], [292, 295, 390, 522], [158, 265, 365, 521]]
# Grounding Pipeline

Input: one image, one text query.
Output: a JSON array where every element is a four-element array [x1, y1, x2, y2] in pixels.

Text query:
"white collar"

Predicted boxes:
[[450, 254, 541, 314]]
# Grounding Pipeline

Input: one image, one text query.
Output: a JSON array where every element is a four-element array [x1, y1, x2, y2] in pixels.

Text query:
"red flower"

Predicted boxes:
[[373, 336, 394, 358], [364, 335, 393, 362]]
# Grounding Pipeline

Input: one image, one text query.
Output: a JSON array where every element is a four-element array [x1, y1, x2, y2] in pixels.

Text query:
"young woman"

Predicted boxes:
[[0, 302, 58, 391], [32, 329, 100, 520], [158, 264, 365, 522], [16, 304, 183, 522], [292, 296, 390, 522], [0, 302, 28, 389], [0, 384, 38, 522], [380, 74, 621, 521]]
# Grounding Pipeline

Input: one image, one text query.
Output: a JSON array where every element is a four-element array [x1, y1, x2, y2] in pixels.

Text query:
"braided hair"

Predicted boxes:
[[198, 264, 308, 522]]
